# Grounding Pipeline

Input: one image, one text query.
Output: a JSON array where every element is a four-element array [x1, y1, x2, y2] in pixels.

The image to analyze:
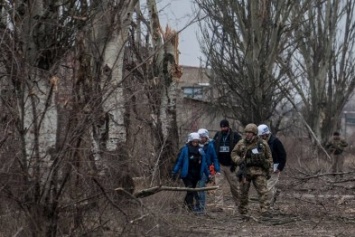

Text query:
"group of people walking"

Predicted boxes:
[[171, 118, 349, 218], [171, 119, 287, 218]]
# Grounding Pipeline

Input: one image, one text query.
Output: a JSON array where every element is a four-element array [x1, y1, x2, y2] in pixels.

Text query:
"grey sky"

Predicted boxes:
[[157, 0, 203, 67]]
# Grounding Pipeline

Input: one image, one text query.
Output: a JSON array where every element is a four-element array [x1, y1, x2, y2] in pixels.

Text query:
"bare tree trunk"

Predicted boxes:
[[15, 1, 60, 235], [147, 0, 181, 183], [289, 0, 355, 143], [88, 0, 138, 162], [1, 0, 138, 236]]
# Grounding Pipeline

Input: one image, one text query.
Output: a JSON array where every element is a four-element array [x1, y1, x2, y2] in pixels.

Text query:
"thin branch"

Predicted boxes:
[[92, 177, 128, 217], [115, 185, 219, 198]]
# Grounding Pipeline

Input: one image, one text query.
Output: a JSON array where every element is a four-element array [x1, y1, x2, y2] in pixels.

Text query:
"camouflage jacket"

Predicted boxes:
[[231, 137, 273, 176], [325, 138, 348, 155]]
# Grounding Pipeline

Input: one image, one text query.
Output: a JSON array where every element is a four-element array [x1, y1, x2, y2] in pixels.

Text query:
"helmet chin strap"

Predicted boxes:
[[246, 134, 256, 143]]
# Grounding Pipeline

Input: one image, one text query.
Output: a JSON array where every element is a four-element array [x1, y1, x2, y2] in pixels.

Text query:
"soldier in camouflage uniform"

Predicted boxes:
[[325, 132, 348, 178], [231, 124, 273, 217]]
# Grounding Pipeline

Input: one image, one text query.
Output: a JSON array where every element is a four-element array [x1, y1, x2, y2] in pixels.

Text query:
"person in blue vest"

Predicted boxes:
[[196, 128, 220, 213], [172, 132, 210, 213], [258, 124, 287, 209]]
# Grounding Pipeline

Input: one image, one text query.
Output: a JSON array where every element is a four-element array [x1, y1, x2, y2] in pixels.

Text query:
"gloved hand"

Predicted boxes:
[[230, 164, 236, 172], [209, 164, 216, 176]]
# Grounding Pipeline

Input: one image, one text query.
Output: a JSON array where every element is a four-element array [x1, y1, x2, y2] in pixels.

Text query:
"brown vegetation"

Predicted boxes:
[[11, 136, 350, 237]]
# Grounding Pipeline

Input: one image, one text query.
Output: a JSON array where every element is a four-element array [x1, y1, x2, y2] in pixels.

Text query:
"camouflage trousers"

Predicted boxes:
[[331, 154, 345, 174], [239, 174, 268, 214]]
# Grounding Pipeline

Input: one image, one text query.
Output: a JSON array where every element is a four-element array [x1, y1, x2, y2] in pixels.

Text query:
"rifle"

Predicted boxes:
[[236, 149, 248, 183], [236, 162, 246, 183]]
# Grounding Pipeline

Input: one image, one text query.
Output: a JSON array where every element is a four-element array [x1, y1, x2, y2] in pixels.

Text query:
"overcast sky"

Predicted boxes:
[[156, 0, 204, 67]]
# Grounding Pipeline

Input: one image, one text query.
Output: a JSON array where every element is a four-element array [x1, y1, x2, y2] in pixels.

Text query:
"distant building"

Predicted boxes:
[[179, 66, 211, 101], [177, 66, 242, 145]]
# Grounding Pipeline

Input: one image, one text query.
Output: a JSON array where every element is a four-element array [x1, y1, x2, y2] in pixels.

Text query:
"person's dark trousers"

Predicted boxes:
[[183, 178, 199, 211]]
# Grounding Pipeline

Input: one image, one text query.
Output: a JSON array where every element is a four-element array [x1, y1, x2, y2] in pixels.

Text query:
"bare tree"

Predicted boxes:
[[0, 0, 139, 236], [0, 1, 87, 235], [195, 0, 298, 127], [0, 0, 186, 235], [286, 0, 355, 143], [123, 0, 182, 182]]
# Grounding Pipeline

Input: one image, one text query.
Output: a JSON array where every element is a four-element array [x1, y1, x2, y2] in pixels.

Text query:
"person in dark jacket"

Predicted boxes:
[[212, 119, 242, 211], [196, 128, 220, 213], [258, 124, 287, 208], [172, 132, 210, 212]]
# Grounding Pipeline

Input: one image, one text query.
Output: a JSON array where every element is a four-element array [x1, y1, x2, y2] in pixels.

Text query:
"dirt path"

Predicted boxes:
[[158, 173, 355, 237]]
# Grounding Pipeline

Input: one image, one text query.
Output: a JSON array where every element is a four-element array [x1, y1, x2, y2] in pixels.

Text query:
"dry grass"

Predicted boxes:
[[115, 139, 355, 236], [2, 138, 355, 236]]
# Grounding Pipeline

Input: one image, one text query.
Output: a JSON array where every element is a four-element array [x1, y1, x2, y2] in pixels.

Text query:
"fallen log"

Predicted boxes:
[[115, 185, 219, 198]]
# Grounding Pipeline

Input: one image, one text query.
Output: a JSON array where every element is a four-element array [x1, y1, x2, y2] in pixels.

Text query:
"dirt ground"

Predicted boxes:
[[124, 156, 355, 237]]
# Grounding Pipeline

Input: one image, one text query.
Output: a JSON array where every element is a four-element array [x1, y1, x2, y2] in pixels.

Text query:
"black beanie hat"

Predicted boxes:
[[220, 119, 229, 127]]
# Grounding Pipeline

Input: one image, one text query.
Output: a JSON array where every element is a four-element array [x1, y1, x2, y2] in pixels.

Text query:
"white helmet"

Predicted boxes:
[[258, 124, 271, 136], [187, 132, 201, 143], [197, 128, 209, 138]]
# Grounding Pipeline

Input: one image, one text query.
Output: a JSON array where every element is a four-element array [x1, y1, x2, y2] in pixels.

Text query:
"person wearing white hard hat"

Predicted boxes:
[[171, 132, 210, 213], [257, 124, 287, 209]]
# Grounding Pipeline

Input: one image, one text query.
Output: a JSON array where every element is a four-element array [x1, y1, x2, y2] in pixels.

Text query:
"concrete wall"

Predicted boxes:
[[176, 66, 243, 146]]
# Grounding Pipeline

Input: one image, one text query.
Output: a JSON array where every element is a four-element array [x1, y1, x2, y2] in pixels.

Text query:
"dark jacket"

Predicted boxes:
[[268, 134, 287, 171], [172, 144, 210, 179], [213, 128, 242, 166]]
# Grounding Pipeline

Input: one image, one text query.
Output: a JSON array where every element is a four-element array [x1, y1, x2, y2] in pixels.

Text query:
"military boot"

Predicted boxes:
[[270, 189, 281, 209], [260, 210, 273, 221]]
